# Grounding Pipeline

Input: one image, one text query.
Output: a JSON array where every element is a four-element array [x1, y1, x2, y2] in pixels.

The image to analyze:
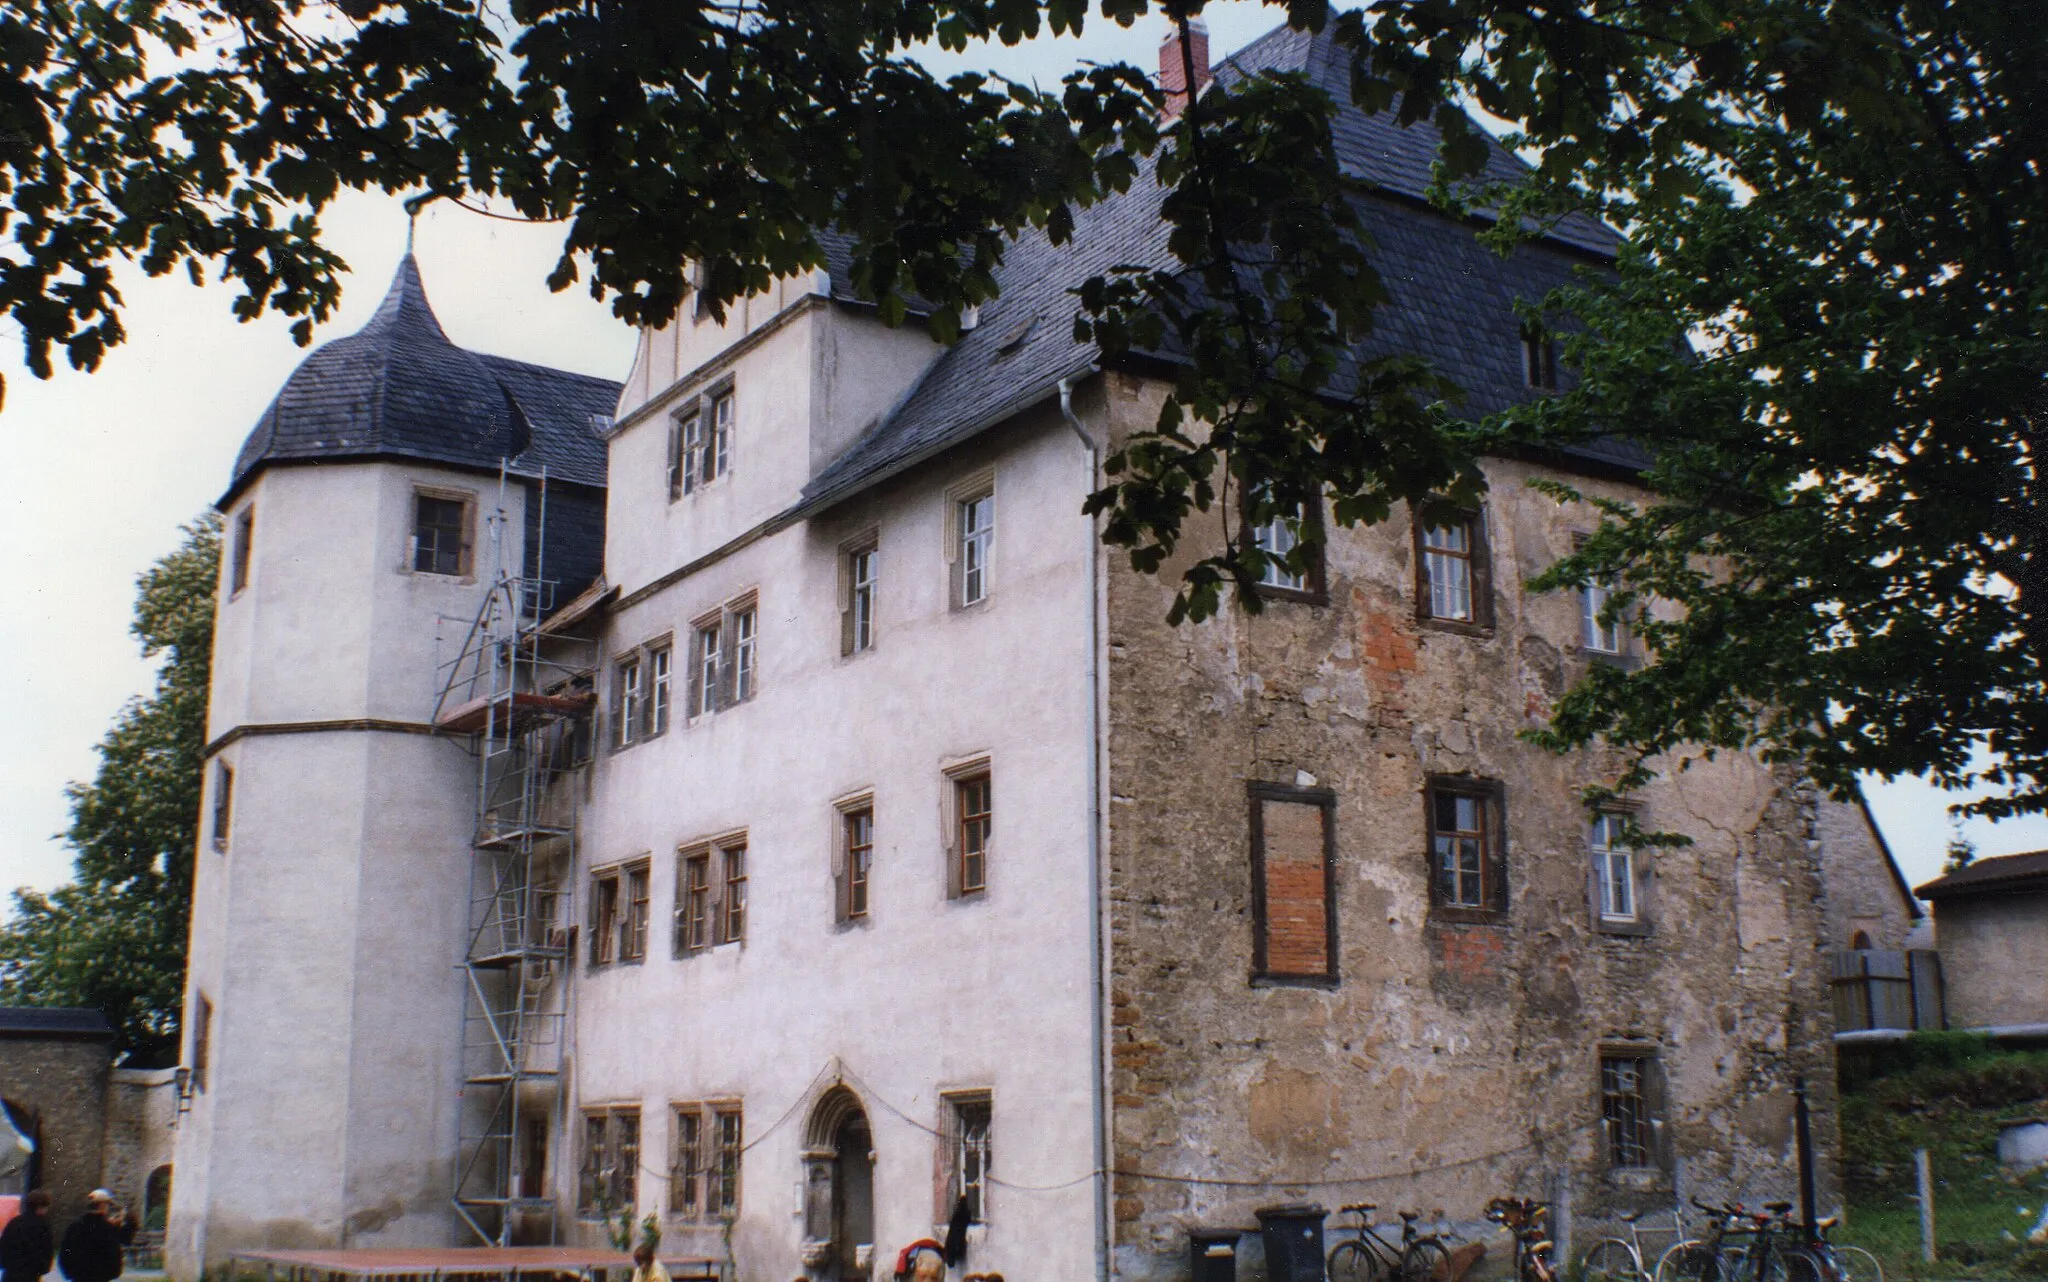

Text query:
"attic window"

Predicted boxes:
[[1522, 326, 1558, 391], [411, 491, 473, 576], [993, 314, 1040, 357]]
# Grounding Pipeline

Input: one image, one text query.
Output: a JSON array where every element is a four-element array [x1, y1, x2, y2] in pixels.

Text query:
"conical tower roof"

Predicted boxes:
[[227, 256, 617, 501]]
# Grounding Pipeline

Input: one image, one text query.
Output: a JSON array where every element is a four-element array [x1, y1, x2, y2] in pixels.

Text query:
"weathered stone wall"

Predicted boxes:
[[102, 1069, 178, 1225], [1812, 799, 1919, 951], [1101, 374, 1841, 1280], [0, 1034, 112, 1225], [1933, 891, 2048, 1029]]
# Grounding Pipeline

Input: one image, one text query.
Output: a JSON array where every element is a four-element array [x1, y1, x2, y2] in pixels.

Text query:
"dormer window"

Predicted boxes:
[[1522, 326, 1558, 391], [667, 387, 735, 499]]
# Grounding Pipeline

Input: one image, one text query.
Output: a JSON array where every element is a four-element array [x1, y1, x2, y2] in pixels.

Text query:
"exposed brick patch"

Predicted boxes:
[[1433, 923, 1506, 983]]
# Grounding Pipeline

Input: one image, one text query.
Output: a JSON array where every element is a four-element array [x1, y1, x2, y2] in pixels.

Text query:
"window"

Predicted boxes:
[[229, 507, 253, 596], [190, 991, 213, 1092], [675, 407, 708, 497], [211, 761, 233, 853], [943, 1093, 993, 1226], [692, 621, 722, 718], [720, 842, 748, 944], [729, 607, 757, 704], [622, 862, 652, 961], [649, 644, 673, 735], [957, 491, 994, 607], [1253, 511, 1305, 591], [843, 540, 879, 655], [676, 850, 713, 954], [1249, 782, 1338, 985], [1415, 505, 1492, 630], [520, 1116, 548, 1200], [1426, 779, 1507, 920], [579, 1106, 640, 1214], [412, 492, 470, 576], [1583, 578, 1622, 654], [1592, 813, 1635, 923], [711, 1106, 742, 1216], [590, 869, 622, 966], [1600, 1053, 1661, 1169], [615, 658, 644, 748], [1523, 326, 1558, 391], [709, 391, 734, 482], [837, 803, 874, 923], [688, 598, 758, 717], [669, 1106, 703, 1217], [952, 770, 992, 897]]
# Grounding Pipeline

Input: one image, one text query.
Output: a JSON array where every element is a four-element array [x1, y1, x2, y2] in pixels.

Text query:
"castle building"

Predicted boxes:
[[170, 21, 1903, 1282]]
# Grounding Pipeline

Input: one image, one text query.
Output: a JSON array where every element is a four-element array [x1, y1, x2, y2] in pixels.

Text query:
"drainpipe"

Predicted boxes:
[[1057, 370, 1111, 1282]]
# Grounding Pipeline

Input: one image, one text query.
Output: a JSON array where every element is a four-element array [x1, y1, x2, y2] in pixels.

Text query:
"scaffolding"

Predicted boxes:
[[434, 473, 597, 1247]]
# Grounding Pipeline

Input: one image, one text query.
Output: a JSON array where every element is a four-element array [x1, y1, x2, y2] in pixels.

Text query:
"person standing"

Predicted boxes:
[[0, 1190, 55, 1282], [56, 1192, 131, 1282]]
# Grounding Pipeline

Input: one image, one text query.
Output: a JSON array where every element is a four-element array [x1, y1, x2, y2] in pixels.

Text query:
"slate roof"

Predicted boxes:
[[0, 1007, 114, 1039], [1915, 850, 2048, 901], [793, 21, 1633, 519], [228, 256, 617, 500]]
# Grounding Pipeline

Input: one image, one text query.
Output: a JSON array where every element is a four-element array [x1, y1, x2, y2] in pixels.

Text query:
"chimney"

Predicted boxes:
[[1159, 18, 1211, 118]]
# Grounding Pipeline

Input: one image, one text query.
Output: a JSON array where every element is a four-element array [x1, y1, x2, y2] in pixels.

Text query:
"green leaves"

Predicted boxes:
[[0, 515, 219, 1067]]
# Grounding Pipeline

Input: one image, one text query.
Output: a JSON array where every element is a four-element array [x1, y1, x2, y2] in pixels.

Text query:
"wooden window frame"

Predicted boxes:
[[669, 1104, 704, 1219], [578, 1105, 641, 1216], [835, 798, 875, 924], [940, 1090, 993, 1227], [1247, 781, 1340, 988], [1414, 505, 1494, 634], [1589, 808, 1653, 937], [229, 505, 254, 598], [718, 840, 748, 945], [409, 488, 474, 578], [1424, 777, 1509, 924], [211, 760, 234, 853], [709, 1103, 743, 1217], [946, 763, 993, 899], [621, 860, 652, 962], [675, 847, 713, 956], [947, 473, 996, 611], [841, 535, 880, 656], [1522, 325, 1558, 391], [1242, 492, 1328, 606], [589, 868, 623, 966]]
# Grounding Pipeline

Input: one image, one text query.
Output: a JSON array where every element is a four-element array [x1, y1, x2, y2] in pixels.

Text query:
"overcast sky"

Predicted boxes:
[[1, 5, 2039, 905]]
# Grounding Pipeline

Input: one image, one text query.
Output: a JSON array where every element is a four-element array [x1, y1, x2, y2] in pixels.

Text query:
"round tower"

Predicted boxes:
[[168, 258, 615, 1277]]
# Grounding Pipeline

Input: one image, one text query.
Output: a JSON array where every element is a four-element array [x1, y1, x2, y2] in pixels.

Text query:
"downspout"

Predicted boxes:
[[1058, 370, 1111, 1282]]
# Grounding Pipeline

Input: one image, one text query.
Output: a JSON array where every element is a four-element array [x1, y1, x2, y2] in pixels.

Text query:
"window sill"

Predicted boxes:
[[1428, 908, 1508, 928], [1580, 648, 1641, 671], [1251, 583, 1329, 608], [1416, 615, 1493, 640], [1251, 972, 1340, 990], [1595, 916, 1653, 938]]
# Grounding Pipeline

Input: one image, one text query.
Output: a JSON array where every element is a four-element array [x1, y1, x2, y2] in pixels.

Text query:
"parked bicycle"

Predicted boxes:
[[1327, 1202, 1455, 1282], [1487, 1197, 1556, 1282], [1580, 1206, 1686, 1282], [1656, 1198, 1880, 1282]]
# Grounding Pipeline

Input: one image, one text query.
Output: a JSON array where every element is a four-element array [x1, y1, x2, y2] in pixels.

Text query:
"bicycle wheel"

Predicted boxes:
[[1330, 1240, 1383, 1282], [1654, 1242, 1716, 1282], [1829, 1245, 1882, 1282], [1765, 1249, 1824, 1282], [1583, 1239, 1645, 1282], [1401, 1237, 1454, 1282]]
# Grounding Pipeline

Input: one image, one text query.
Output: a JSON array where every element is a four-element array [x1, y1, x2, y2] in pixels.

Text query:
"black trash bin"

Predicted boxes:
[[1190, 1228, 1244, 1282], [1255, 1203, 1328, 1282]]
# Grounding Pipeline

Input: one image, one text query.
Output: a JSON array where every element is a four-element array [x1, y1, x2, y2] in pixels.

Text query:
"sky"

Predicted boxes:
[[2, 4, 2042, 904]]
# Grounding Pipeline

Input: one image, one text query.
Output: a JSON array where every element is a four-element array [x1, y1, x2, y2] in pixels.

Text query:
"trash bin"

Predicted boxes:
[[1256, 1203, 1328, 1282], [1190, 1228, 1244, 1282]]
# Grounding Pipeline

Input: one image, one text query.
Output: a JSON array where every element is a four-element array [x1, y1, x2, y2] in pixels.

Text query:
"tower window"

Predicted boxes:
[[411, 492, 471, 576], [229, 506, 254, 597]]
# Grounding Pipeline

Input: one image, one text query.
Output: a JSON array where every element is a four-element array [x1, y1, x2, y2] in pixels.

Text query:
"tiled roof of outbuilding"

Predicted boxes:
[[227, 257, 617, 501], [1915, 850, 2048, 900], [793, 23, 1635, 518]]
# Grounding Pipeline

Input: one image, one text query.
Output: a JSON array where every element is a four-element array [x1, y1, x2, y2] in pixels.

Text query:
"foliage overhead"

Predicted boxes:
[[4, 0, 2045, 811], [0, 516, 219, 1066]]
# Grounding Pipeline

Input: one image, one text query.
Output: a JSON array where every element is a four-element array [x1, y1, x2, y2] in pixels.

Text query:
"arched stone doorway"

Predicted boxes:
[[801, 1086, 874, 1281]]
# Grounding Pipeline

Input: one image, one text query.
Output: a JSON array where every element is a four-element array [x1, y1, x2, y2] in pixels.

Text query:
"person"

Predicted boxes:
[[0, 1190, 55, 1282], [629, 1241, 668, 1282], [57, 1191, 131, 1282]]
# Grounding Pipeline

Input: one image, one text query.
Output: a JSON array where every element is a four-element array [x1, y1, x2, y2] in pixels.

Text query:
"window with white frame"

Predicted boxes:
[[843, 540, 879, 655], [668, 386, 735, 497], [688, 597, 758, 716], [1253, 510, 1305, 590], [1591, 812, 1637, 924], [1582, 576, 1624, 654], [649, 643, 673, 734], [956, 490, 994, 607], [615, 657, 644, 748], [1421, 519, 1474, 621], [691, 621, 721, 718], [943, 1092, 993, 1225], [730, 606, 757, 702], [674, 833, 746, 955]]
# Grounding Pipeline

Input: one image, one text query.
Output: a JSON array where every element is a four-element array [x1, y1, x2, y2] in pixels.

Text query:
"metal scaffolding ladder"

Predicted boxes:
[[433, 473, 596, 1247]]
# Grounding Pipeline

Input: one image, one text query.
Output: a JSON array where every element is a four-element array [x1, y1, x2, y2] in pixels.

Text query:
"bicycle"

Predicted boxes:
[[1779, 1213, 1884, 1282], [1487, 1197, 1556, 1282], [1328, 1202, 1455, 1282], [1654, 1199, 1757, 1282], [1580, 1206, 1685, 1282]]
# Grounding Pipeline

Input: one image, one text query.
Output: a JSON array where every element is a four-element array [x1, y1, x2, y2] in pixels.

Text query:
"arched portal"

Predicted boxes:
[[0, 1099, 41, 1197], [801, 1086, 875, 1281]]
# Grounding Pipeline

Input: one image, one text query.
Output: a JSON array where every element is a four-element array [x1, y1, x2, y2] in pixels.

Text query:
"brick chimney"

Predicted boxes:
[[1159, 18, 1211, 118]]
